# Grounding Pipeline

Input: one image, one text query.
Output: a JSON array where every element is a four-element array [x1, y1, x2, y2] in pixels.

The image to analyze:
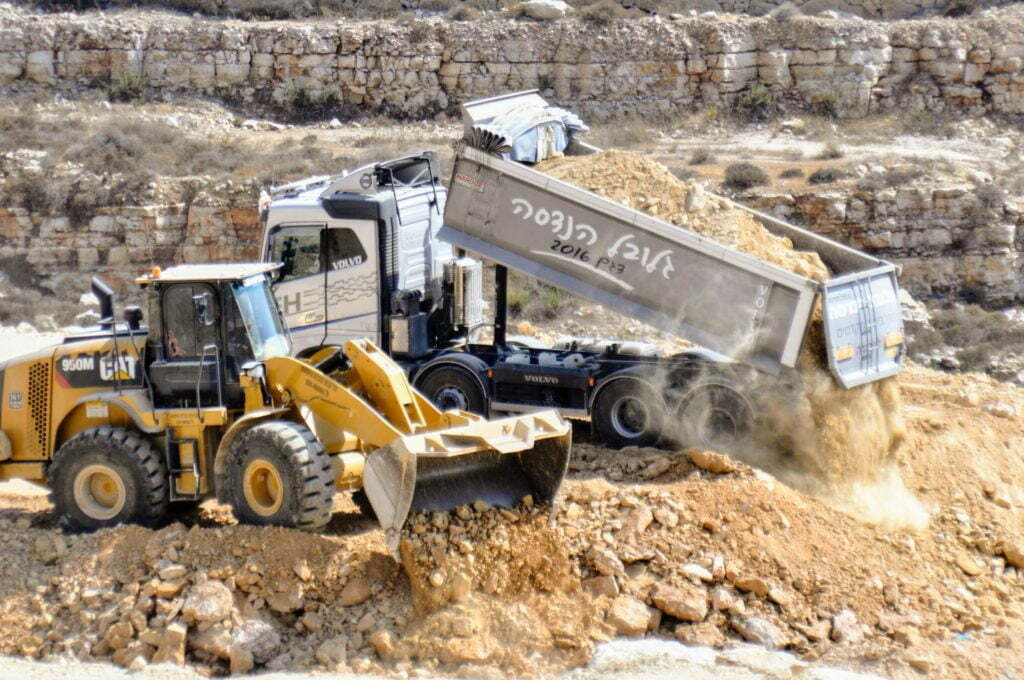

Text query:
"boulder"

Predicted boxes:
[[150, 622, 186, 665], [730, 616, 787, 649], [231, 618, 281, 664], [1004, 541, 1024, 568], [514, 0, 570, 20], [315, 636, 348, 669], [831, 609, 864, 643], [606, 596, 652, 636], [183, 580, 234, 623], [650, 583, 708, 622], [339, 574, 373, 606], [688, 449, 737, 474]]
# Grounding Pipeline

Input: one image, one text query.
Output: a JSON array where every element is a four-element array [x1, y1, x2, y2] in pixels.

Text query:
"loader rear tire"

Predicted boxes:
[[49, 426, 168, 532], [225, 421, 334, 530]]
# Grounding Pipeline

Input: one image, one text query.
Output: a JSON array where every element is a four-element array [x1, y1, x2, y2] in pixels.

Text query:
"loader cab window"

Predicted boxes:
[[326, 228, 368, 271], [269, 225, 323, 283], [162, 284, 219, 359]]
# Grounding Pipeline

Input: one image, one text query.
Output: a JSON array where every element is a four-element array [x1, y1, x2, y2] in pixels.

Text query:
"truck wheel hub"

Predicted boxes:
[[435, 386, 469, 411], [73, 464, 127, 520], [243, 459, 284, 516], [610, 396, 650, 438]]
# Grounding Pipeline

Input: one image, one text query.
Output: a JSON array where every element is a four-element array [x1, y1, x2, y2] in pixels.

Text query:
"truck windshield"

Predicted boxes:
[[231, 277, 291, 361]]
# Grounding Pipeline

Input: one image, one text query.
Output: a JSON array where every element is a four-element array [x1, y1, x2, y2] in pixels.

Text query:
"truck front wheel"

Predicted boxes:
[[49, 426, 168, 531], [592, 379, 666, 449], [417, 367, 487, 415], [225, 421, 335, 530]]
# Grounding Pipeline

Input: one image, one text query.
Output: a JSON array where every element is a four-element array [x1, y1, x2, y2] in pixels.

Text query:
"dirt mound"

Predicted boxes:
[[397, 501, 598, 673], [539, 150, 904, 496], [538, 150, 829, 281], [0, 361, 1023, 678]]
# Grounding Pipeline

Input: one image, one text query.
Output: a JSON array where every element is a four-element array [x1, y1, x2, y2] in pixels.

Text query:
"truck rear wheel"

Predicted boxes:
[[592, 379, 666, 448], [676, 381, 753, 452], [418, 366, 487, 415], [225, 421, 334, 530], [49, 426, 168, 531]]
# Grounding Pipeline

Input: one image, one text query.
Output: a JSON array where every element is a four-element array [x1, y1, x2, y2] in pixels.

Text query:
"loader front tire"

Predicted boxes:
[[49, 427, 168, 532], [226, 421, 334, 530]]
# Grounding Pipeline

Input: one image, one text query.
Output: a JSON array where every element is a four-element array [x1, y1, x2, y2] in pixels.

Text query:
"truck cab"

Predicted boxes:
[[260, 151, 453, 356]]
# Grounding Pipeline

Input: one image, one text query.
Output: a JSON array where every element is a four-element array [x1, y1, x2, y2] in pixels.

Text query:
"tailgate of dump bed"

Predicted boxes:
[[822, 265, 904, 388]]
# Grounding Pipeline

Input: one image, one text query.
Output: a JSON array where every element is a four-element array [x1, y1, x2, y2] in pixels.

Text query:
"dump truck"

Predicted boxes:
[[0, 264, 570, 545], [260, 91, 904, 450]]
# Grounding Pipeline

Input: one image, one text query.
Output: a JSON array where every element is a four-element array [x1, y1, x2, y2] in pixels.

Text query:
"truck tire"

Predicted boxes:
[[417, 366, 487, 415], [676, 381, 753, 452], [592, 379, 666, 449], [225, 420, 334, 530], [49, 426, 168, 532]]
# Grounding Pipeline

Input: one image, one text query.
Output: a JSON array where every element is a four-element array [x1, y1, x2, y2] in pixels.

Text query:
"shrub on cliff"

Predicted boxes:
[[723, 163, 769, 191], [448, 5, 482, 20], [808, 167, 841, 185], [735, 84, 780, 122]]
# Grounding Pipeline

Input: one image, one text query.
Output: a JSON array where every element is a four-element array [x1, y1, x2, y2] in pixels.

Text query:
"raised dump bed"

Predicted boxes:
[[441, 143, 904, 388]]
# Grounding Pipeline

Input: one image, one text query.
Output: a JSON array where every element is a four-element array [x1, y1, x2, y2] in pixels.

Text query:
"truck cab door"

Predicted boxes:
[[266, 221, 380, 355]]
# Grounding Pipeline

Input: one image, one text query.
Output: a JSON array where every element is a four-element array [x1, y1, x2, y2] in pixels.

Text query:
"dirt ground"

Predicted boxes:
[[0, 322, 1023, 678]]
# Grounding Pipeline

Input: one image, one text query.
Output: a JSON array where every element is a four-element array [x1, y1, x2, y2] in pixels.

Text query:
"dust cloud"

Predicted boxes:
[[540, 150, 919, 528]]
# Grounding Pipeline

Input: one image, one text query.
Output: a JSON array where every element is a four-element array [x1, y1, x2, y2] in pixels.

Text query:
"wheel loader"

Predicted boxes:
[[0, 263, 571, 547]]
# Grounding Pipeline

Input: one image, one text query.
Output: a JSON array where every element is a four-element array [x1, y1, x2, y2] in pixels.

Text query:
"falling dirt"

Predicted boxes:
[[538, 150, 906, 511]]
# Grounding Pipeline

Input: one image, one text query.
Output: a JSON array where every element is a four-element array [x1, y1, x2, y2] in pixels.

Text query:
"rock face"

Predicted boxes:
[[0, 7, 1022, 120], [744, 181, 1024, 305]]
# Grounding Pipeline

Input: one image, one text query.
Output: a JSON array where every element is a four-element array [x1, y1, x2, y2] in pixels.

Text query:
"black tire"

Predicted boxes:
[[676, 381, 754, 452], [49, 426, 168, 532], [225, 420, 334, 530], [592, 378, 666, 448], [417, 366, 487, 415]]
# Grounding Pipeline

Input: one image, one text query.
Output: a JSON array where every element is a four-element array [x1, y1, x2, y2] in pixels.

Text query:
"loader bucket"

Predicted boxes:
[[361, 410, 571, 547]]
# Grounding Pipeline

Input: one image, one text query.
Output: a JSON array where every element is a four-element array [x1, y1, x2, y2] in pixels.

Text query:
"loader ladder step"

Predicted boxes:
[[165, 432, 202, 502]]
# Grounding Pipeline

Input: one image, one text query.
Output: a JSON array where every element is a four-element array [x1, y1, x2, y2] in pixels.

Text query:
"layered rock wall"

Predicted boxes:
[[746, 185, 1024, 304], [0, 194, 261, 294], [3, 180, 1022, 304], [1, 7, 1023, 118]]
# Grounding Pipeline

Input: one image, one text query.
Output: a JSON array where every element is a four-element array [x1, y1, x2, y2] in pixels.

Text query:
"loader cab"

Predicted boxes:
[[261, 151, 452, 359], [137, 264, 290, 410]]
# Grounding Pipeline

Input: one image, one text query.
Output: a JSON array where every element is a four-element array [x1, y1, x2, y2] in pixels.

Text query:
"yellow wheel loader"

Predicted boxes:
[[0, 264, 570, 546]]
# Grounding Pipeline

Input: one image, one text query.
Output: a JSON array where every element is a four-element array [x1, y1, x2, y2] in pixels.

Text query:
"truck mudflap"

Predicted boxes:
[[361, 410, 571, 551], [821, 265, 904, 388]]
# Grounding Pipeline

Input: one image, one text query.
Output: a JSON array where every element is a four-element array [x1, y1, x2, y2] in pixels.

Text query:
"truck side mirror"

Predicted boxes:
[[192, 293, 216, 326]]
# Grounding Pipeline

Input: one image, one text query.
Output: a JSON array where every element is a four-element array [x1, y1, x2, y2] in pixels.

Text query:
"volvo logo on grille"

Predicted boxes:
[[523, 374, 559, 385]]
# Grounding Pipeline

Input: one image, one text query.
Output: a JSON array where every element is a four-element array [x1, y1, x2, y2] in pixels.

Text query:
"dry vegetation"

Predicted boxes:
[[21, 0, 696, 20], [0, 102, 456, 218], [908, 305, 1024, 371]]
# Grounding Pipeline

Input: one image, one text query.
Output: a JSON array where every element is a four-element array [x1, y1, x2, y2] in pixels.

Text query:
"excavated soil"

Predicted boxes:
[[537, 151, 904, 503], [0, 365, 1022, 678]]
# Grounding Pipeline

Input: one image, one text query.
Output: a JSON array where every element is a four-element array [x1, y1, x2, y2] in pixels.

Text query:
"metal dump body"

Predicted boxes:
[[441, 144, 904, 388]]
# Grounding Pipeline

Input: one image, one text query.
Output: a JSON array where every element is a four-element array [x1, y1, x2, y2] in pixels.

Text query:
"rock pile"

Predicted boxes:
[[0, 359, 1023, 677]]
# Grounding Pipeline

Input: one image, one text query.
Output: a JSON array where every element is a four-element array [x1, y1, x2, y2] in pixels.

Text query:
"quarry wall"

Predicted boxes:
[[0, 7, 1023, 119], [2, 177, 1022, 304]]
